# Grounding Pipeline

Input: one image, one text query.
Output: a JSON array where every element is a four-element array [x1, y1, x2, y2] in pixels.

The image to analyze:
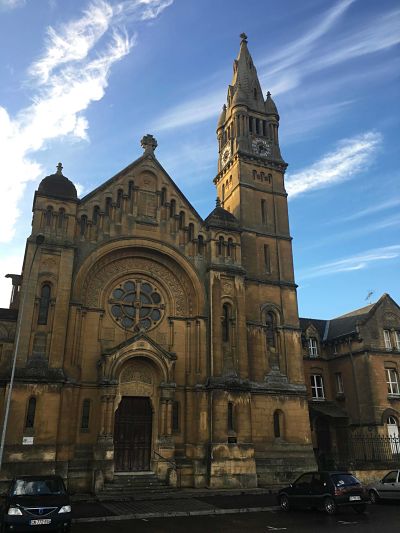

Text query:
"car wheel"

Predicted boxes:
[[279, 494, 290, 512], [323, 496, 337, 515], [353, 504, 366, 514], [369, 490, 380, 504]]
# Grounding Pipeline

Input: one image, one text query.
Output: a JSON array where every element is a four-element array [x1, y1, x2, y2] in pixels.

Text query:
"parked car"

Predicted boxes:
[[279, 471, 369, 515], [0, 475, 71, 532], [369, 470, 400, 503]]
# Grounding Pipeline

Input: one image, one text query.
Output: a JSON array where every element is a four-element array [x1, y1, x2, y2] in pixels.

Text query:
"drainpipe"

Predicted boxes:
[[347, 336, 362, 430], [0, 234, 45, 470]]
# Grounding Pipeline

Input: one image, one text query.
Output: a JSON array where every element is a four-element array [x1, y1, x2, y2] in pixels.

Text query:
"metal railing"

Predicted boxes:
[[319, 435, 400, 470]]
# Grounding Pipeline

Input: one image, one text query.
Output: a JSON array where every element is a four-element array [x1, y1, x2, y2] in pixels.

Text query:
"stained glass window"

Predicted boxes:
[[109, 279, 164, 332]]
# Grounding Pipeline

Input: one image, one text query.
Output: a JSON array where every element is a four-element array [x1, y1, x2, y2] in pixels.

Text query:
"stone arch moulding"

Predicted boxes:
[[72, 238, 205, 315], [260, 302, 283, 325], [98, 333, 176, 385], [381, 407, 400, 426]]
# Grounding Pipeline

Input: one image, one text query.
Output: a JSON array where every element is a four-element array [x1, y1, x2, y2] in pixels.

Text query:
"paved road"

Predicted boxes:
[[72, 502, 400, 532]]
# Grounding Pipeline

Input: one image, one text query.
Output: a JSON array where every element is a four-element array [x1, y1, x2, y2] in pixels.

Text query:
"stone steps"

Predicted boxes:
[[98, 472, 174, 499]]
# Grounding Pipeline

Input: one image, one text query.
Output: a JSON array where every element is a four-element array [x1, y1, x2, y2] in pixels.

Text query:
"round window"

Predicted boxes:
[[109, 279, 164, 332]]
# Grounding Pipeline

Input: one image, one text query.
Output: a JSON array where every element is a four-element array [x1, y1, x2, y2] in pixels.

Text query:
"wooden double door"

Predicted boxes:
[[114, 396, 152, 472]]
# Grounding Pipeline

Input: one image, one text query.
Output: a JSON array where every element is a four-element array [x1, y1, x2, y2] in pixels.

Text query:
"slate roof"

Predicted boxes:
[[205, 199, 239, 230], [38, 163, 77, 201], [300, 301, 379, 341]]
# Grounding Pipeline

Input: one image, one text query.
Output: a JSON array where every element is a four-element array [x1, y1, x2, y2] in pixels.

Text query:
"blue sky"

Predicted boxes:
[[0, 0, 399, 318]]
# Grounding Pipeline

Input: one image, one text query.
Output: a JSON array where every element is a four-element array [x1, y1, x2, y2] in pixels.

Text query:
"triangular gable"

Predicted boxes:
[[80, 152, 204, 224], [102, 330, 176, 361]]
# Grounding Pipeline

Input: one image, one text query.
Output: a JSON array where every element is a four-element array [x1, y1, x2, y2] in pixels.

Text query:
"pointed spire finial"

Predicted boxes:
[[56, 162, 63, 175], [240, 32, 247, 43], [141, 134, 158, 154], [216, 197, 221, 208], [266, 91, 271, 98]]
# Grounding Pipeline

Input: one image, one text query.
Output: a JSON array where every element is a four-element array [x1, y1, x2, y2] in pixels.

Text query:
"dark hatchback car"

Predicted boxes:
[[0, 476, 71, 532], [279, 471, 369, 515]]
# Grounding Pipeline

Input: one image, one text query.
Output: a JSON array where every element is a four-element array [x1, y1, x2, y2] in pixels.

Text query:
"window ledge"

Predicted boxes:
[[311, 398, 326, 402], [336, 394, 345, 400], [388, 394, 400, 400]]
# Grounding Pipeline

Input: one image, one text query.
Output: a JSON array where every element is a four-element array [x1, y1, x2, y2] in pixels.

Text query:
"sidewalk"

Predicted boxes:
[[71, 489, 279, 523]]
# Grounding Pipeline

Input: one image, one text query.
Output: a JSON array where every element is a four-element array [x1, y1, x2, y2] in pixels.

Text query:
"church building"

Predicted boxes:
[[0, 34, 316, 492]]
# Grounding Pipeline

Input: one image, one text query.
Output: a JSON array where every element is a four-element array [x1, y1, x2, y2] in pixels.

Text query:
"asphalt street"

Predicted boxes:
[[71, 502, 400, 532]]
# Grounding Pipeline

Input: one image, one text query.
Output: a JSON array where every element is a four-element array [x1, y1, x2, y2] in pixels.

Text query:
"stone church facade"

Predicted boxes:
[[0, 35, 316, 492]]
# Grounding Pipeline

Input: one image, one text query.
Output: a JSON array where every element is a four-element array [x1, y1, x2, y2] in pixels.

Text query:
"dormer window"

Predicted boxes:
[[308, 337, 318, 357], [384, 330, 392, 350]]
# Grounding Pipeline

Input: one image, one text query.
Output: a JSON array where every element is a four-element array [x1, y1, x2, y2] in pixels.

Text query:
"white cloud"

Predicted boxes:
[[0, 0, 25, 10], [0, 0, 173, 246], [298, 245, 400, 280], [285, 131, 382, 198]]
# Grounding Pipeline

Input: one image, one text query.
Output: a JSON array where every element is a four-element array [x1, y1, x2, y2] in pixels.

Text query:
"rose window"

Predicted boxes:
[[109, 279, 164, 332]]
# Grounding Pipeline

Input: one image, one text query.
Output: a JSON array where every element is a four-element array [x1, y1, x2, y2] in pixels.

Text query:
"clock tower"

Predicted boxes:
[[214, 33, 292, 283]]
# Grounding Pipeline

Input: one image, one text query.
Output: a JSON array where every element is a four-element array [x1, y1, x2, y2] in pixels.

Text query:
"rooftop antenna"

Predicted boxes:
[[365, 290, 374, 303]]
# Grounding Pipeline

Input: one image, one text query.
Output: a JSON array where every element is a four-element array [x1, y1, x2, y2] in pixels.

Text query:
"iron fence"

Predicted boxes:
[[319, 435, 400, 470]]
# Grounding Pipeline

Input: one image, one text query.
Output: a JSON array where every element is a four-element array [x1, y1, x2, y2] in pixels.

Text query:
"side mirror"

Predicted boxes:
[[289, 484, 293, 488]]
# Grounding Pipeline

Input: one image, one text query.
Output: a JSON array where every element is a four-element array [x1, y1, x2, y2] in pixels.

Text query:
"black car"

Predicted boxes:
[[0, 475, 71, 532], [279, 471, 369, 515]]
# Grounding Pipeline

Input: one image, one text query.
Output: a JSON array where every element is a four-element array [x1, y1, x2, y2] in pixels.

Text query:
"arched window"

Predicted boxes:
[[265, 311, 276, 348], [188, 223, 194, 241], [160, 187, 167, 206], [170, 199, 176, 217], [38, 284, 51, 325], [128, 180, 134, 199], [228, 402, 234, 432], [81, 399, 90, 430], [222, 303, 231, 342], [80, 214, 87, 236], [179, 211, 185, 229], [105, 197, 112, 216], [197, 235, 204, 255], [92, 205, 100, 225], [222, 183, 225, 201], [57, 208, 65, 228], [261, 200, 267, 224], [45, 206, 53, 226], [172, 401, 180, 433], [217, 236, 224, 256], [227, 238, 234, 257], [116, 188, 123, 208], [273, 411, 282, 438], [25, 397, 36, 429]]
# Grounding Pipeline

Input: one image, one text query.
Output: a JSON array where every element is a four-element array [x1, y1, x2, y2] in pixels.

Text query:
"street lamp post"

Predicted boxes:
[[0, 234, 45, 471]]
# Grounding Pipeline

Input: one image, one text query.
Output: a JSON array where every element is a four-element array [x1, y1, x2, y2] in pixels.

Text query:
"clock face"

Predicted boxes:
[[222, 144, 231, 165], [252, 138, 272, 157]]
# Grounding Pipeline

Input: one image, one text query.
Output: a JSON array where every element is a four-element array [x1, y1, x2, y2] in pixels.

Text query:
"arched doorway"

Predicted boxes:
[[114, 396, 152, 471], [386, 415, 400, 455]]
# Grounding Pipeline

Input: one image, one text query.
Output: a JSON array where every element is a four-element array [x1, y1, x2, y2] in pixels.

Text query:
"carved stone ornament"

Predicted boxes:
[[83, 257, 187, 315], [120, 366, 153, 385]]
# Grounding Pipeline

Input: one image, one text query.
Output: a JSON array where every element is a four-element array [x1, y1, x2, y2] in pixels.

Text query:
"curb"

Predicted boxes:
[[72, 505, 280, 523]]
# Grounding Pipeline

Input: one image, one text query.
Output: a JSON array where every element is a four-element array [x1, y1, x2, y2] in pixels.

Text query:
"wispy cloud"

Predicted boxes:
[[285, 131, 382, 198], [155, 2, 400, 132], [298, 245, 400, 280], [335, 197, 400, 223], [0, 0, 25, 10], [0, 0, 173, 244]]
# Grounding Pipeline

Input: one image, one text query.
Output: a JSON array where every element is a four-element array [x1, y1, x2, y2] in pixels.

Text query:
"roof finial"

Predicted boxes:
[[216, 197, 221, 208], [141, 134, 158, 155], [240, 32, 247, 43], [266, 91, 271, 98], [56, 162, 63, 175]]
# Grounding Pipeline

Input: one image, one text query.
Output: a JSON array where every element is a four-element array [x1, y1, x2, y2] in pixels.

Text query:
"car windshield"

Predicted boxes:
[[331, 474, 360, 487], [11, 479, 65, 496]]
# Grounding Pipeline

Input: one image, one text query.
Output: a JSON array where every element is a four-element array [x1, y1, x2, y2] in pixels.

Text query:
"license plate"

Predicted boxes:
[[30, 519, 52, 525], [349, 496, 361, 501]]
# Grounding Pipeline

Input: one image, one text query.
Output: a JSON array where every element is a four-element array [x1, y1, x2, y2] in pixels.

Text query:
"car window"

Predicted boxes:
[[311, 473, 325, 490], [12, 479, 66, 496], [294, 473, 313, 486], [382, 471, 397, 484], [330, 474, 360, 487]]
